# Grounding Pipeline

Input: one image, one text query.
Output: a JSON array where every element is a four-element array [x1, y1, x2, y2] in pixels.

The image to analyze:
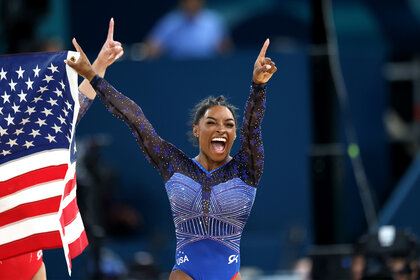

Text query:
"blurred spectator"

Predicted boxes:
[[141, 0, 233, 59], [293, 257, 312, 280], [41, 36, 65, 52], [350, 226, 420, 280], [388, 257, 420, 280], [77, 135, 144, 238], [1, 0, 49, 53], [77, 135, 145, 279]]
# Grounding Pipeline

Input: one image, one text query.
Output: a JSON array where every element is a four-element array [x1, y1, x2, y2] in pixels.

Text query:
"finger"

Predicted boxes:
[[64, 59, 71, 65], [107, 17, 114, 41], [72, 38, 84, 55], [254, 66, 266, 77], [113, 41, 122, 47], [111, 45, 123, 53], [107, 40, 121, 48], [267, 65, 277, 75], [107, 46, 124, 60], [264, 64, 272, 71], [115, 50, 124, 60], [72, 38, 89, 63], [264, 57, 272, 65], [257, 38, 270, 60], [64, 58, 75, 68]]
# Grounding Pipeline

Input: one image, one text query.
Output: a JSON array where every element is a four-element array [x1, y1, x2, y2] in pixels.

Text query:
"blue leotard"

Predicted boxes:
[[90, 76, 266, 280]]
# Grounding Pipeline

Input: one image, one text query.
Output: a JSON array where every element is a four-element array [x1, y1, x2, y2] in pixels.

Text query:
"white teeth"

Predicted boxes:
[[212, 138, 226, 142]]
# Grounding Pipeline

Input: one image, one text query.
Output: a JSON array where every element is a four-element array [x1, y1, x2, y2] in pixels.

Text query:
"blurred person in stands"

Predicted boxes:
[[350, 227, 420, 280], [1, 0, 70, 54], [142, 0, 233, 59], [350, 254, 419, 280], [387, 257, 419, 280], [66, 37, 276, 279], [1, 0, 49, 53], [351, 253, 365, 280], [0, 18, 123, 280]]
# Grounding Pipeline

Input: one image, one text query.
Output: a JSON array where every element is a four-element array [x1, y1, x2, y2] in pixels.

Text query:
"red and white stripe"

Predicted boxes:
[[0, 150, 87, 275]]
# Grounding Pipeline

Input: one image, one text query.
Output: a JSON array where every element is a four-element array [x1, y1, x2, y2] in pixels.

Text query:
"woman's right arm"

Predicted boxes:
[[66, 39, 178, 178], [90, 75, 169, 169]]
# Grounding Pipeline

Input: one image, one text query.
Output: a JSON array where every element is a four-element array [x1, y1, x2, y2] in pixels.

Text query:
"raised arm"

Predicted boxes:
[[66, 39, 180, 181], [237, 39, 277, 186], [76, 18, 124, 124], [78, 18, 123, 99]]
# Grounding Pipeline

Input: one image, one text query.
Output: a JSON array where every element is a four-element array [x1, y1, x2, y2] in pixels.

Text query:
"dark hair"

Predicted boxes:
[[188, 95, 239, 146]]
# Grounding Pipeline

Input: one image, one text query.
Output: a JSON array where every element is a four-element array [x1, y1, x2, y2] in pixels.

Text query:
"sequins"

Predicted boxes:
[[91, 75, 267, 254], [168, 163, 174, 173], [76, 91, 93, 125], [167, 173, 257, 252]]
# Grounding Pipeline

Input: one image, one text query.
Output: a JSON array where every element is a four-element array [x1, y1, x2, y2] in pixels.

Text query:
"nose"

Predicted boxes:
[[216, 124, 226, 134]]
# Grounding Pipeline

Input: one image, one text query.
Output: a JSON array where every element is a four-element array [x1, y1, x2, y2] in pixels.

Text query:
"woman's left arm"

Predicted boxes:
[[237, 39, 277, 186]]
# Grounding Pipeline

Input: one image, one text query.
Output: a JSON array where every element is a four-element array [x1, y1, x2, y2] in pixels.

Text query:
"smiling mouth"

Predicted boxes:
[[211, 138, 226, 153]]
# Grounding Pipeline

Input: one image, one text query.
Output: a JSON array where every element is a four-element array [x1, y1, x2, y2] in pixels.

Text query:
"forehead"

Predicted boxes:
[[203, 105, 234, 119]]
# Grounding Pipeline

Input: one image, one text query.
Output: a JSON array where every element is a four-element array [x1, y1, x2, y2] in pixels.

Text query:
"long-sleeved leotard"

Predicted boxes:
[[90, 75, 266, 280], [76, 91, 94, 125]]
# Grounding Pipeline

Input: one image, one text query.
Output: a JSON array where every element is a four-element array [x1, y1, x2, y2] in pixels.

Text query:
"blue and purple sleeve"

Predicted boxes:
[[76, 91, 94, 126], [235, 82, 266, 187], [89, 75, 180, 181]]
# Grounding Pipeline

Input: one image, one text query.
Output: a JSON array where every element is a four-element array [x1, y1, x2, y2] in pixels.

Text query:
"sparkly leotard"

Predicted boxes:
[[90, 75, 266, 280]]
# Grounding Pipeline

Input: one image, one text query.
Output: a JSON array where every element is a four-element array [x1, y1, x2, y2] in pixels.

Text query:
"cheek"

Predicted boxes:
[[229, 131, 237, 145]]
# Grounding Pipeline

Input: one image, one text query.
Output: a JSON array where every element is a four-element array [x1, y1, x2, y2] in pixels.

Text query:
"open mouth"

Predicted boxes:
[[211, 137, 227, 154]]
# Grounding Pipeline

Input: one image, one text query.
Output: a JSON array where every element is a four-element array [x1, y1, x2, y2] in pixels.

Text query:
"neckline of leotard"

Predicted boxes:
[[192, 158, 230, 175]]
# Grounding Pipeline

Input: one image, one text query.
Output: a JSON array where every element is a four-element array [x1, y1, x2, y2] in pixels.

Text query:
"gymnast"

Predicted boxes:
[[66, 37, 276, 280]]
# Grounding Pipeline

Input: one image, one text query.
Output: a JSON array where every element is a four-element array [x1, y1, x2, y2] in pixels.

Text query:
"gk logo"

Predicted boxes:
[[228, 254, 239, 264]]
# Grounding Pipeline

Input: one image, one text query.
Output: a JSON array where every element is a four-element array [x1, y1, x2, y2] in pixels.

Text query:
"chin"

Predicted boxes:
[[210, 151, 229, 162]]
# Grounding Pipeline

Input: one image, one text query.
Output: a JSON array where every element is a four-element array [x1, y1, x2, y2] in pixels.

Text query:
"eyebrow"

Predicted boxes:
[[206, 116, 235, 122]]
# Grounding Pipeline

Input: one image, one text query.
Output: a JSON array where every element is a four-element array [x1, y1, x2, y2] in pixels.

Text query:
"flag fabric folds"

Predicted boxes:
[[0, 51, 87, 274]]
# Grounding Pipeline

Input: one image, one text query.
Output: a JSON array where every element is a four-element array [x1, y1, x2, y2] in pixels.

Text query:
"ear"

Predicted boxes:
[[193, 125, 198, 137]]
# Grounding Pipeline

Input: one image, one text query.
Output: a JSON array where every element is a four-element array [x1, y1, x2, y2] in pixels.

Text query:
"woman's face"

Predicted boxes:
[[180, 0, 204, 16], [193, 105, 236, 163]]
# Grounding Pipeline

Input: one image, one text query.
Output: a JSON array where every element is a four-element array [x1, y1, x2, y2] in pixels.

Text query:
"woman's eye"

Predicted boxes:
[[226, 123, 234, 128], [207, 121, 215, 125]]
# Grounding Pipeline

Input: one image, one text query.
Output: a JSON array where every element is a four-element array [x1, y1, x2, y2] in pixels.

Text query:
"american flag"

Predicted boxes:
[[0, 51, 87, 274]]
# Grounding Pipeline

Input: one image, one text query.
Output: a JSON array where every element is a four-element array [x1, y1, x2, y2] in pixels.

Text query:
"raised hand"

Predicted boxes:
[[96, 18, 124, 68], [65, 38, 96, 81], [252, 39, 277, 84]]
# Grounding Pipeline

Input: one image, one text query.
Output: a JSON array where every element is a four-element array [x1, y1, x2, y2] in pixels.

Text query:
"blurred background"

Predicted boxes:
[[2, 0, 420, 279]]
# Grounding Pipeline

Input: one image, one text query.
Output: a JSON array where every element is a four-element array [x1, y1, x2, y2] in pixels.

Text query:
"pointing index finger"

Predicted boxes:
[[72, 38, 85, 56], [72, 38, 81, 52], [107, 17, 114, 41], [258, 38, 270, 60]]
